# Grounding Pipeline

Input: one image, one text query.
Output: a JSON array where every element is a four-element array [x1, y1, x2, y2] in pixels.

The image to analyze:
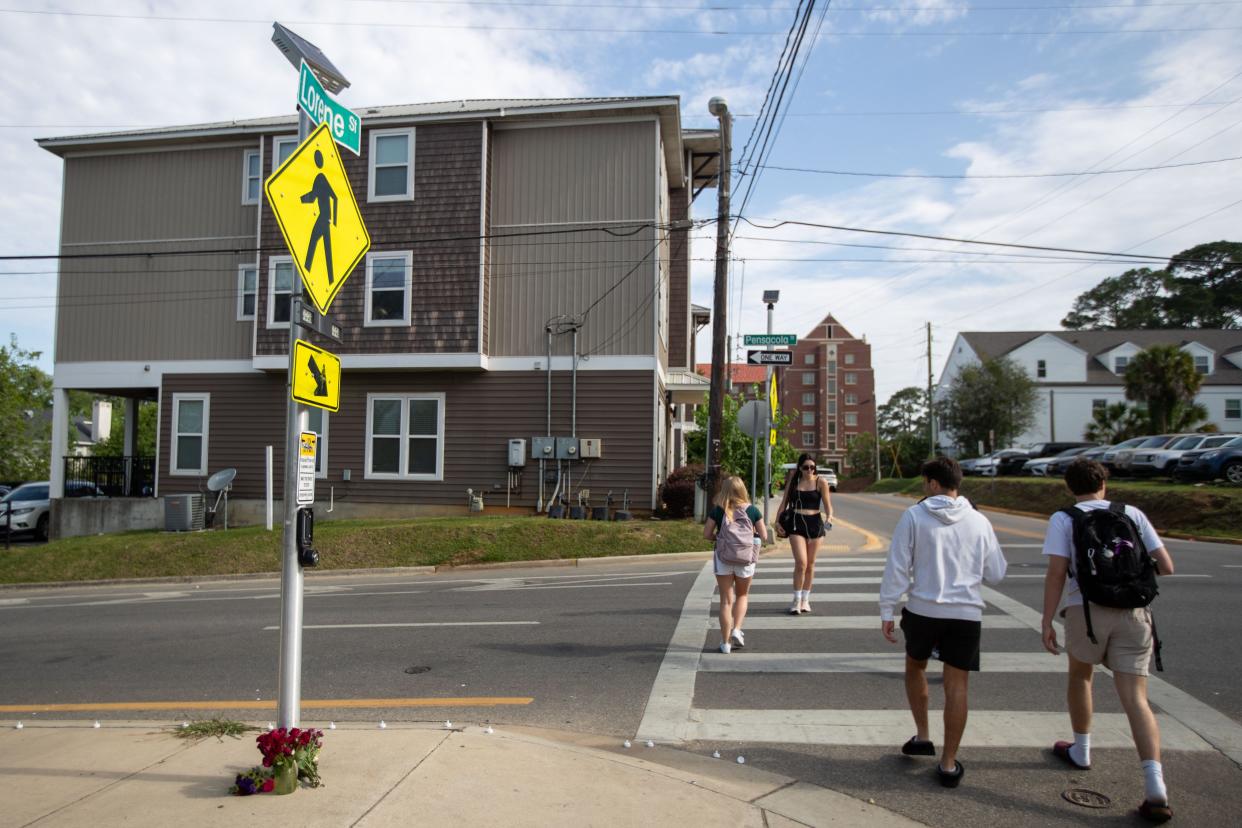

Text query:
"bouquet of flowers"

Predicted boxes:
[[257, 727, 325, 788], [229, 766, 274, 796]]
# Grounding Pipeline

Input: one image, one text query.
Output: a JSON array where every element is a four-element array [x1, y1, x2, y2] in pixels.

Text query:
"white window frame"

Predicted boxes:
[[804, 353, 815, 365], [801, 432, 816, 447], [368, 127, 416, 203], [242, 149, 261, 205], [844, 353, 855, 365], [365, 392, 445, 481], [802, 372, 815, 386], [845, 372, 858, 385], [267, 256, 294, 329], [1193, 354, 1210, 374], [801, 393, 815, 406], [844, 393, 857, 406], [844, 412, 859, 427], [1226, 399, 1241, 420], [802, 411, 815, 426], [364, 251, 413, 327], [237, 263, 258, 321], [273, 136, 299, 170], [1037, 359, 1047, 379], [170, 393, 209, 476], [1114, 355, 1130, 373], [306, 408, 330, 479], [1092, 398, 1107, 411]]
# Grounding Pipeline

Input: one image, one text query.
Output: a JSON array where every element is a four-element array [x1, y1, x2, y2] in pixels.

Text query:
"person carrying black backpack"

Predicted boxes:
[[1041, 458, 1175, 824]]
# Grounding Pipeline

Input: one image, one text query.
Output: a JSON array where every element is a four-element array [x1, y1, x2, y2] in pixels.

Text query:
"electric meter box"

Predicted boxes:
[[579, 438, 603, 459], [555, 437, 580, 460], [532, 436, 556, 459], [507, 438, 527, 467]]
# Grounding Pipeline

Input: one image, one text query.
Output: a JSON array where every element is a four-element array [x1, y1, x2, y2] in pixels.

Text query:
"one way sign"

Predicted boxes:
[[747, 350, 792, 365]]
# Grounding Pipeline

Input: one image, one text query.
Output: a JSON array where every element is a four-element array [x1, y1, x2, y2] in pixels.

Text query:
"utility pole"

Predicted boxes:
[[926, 321, 935, 460], [706, 96, 732, 493]]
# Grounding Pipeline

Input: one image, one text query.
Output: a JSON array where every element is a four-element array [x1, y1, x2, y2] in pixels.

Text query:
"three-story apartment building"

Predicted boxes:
[[38, 97, 719, 533]]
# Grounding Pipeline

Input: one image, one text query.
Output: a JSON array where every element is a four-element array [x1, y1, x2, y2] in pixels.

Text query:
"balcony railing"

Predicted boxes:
[[63, 456, 155, 498]]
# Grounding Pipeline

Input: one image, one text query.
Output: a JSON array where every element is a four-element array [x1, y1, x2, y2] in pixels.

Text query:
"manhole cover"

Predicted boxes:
[[404, 665, 430, 675], [1062, 788, 1111, 809]]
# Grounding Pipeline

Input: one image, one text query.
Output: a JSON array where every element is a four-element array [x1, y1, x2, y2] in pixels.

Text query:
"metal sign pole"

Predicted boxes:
[[763, 302, 774, 535], [277, 109, 312, 730]]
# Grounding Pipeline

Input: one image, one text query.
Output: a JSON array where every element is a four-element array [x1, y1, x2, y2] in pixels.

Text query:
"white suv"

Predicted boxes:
[[0, 481, 107, 541], [779, 464, 838, 491]]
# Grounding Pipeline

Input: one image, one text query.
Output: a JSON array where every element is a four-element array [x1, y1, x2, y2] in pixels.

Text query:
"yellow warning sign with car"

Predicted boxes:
[[265, 122, 370, 315], [292, 339, 341, 412]]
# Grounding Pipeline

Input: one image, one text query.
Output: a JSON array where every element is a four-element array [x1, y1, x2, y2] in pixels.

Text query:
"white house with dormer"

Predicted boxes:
[[935, 330, 1242, 451]]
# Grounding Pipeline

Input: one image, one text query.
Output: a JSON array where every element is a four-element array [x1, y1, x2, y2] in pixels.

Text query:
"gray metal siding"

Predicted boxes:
[[491, 121, 655, 225], [55, 145, 258, 362], [158, 370, 653, 507]]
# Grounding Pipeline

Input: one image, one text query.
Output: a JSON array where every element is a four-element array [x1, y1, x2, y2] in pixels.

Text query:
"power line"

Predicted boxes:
[[354, 0, 1242, 10], [732, 99, 1242, 117], [754, 154, 1242, 179]]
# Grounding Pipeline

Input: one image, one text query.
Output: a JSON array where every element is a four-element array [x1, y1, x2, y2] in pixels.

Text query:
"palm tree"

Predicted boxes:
[[1084, 402, 1146, 443], [1123, 345, 1203, 434], [1168, 400, 1214, 433]]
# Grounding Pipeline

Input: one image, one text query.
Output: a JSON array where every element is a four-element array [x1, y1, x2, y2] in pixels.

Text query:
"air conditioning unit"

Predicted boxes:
[[164, 494, 204, 532]]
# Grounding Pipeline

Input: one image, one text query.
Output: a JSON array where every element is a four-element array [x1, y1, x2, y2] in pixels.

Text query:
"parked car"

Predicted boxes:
[[0, 480, 107, 541], [1131, 433, 1240, 477], [974, 450, 1029, 477], [1101, 436, 1150, 472], [1174, 435, 1242, 484], [1000, 441, 1094, 477], [1111, 434, 1179, 477], [1031, 445, 1099, 477], [994, 452, 1032, 476]]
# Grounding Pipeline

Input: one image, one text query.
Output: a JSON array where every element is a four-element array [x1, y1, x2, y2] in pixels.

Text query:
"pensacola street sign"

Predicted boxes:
[[747, 349, 792, 365], [744, 333, 797, 346], [266, 122, 371, 315], [298, 60, 361, 155]]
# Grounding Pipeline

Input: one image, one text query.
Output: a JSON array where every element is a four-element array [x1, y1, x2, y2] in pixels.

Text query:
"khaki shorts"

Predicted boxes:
[[1062, 604, 1153, 676]]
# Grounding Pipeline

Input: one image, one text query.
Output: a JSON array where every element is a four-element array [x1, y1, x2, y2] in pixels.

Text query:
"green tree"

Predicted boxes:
[[845, 431, 877, 479], [1061, 241, 1242, 329], [0, 336, 53, 481], [1168, 400, 1213, 433], [92, 401, 157, 457], [1123, 344, 1202, 434], [1083, 402, 1147, 444], [936, 357, 1039, 456], [878, 386, 928, 440], [685, 387, 798, 493]]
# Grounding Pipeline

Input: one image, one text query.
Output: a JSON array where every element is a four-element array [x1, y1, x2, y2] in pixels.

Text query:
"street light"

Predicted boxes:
[[271, 22, 351, 93]]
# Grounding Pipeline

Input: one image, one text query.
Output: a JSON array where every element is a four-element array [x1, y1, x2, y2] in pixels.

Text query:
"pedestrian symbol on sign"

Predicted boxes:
[[307, 354, 329, 397], [301, 150, 338, 285]]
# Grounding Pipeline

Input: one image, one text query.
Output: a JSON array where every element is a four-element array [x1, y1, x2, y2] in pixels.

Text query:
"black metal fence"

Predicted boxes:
[[63, 456, 155, 498]]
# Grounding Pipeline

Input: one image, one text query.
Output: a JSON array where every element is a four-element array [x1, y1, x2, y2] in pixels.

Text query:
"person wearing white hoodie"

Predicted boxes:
[[879, 456, 1008, 788]]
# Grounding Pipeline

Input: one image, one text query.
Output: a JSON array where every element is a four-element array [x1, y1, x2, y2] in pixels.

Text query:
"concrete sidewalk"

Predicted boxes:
[[0, 720, 920, 827]]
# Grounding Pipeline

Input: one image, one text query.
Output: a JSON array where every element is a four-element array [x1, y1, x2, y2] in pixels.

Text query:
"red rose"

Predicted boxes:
[[261, 778, 274, 792]]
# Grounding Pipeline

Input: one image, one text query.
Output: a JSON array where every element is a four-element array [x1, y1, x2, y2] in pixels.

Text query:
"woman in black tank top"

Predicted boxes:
[[775, 452, 834, 614]]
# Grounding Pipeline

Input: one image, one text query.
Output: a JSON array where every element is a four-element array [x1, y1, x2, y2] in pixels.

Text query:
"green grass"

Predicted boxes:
[[867, 477, 1242, 539], [0, 516, 713, 585]]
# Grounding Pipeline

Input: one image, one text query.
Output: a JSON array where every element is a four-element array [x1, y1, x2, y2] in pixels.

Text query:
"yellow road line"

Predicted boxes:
[[831, 516, 885, 552], [0, 697, 533, 713], [851, 494, 1048, 539]]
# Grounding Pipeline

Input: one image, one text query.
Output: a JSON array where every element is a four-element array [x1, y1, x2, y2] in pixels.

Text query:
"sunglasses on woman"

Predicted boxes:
[[801, 465, 816, 471]]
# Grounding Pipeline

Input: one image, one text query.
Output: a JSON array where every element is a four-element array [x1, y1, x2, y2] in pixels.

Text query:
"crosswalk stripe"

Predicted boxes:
[[757, 565, 886, 573], [759, 558, 884, 565], [708, 616, 1028, 630], [748, 577, 882, 585], [699, 652, 1063, 673], [683, 709, 1214, 750], [731, 593, 881, 603]]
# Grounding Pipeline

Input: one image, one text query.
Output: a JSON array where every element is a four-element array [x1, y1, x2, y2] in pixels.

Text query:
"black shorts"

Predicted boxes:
[[784, 511, 827, 539], [900, 608, 982, 672]]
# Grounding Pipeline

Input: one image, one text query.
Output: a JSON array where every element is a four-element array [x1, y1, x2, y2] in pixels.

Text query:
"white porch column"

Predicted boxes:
[[123, 397, 138, 457], [49, 388, 70, 499]]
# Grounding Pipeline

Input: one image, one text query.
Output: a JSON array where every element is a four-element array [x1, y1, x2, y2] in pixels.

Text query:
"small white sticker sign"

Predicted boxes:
[[297, 431, 317, 506]]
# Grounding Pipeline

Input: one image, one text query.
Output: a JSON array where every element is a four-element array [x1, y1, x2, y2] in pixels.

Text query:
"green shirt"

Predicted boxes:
[[709, 504, 762, 527]]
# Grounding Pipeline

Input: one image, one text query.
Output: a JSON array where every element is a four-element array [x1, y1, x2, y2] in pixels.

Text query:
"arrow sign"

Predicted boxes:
[[747, 350, 792, 365]]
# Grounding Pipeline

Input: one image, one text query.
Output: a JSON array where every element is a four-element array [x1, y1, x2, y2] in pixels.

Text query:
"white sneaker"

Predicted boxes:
[[730, 629, 745, 649], [788, 599, 801, 615], [719, 642, 732, 654]]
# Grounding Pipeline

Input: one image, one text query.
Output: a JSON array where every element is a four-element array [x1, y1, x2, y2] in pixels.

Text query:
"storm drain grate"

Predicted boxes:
[[404, 665, 431, 675], [1062, 788, 1111, 809]]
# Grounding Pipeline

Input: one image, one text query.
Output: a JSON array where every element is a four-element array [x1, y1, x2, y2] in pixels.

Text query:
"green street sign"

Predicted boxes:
[[298, 60, 361, 155], [744, 333, 797, 346]]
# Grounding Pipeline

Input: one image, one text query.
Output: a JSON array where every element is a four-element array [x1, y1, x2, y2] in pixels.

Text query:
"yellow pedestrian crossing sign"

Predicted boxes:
[[292, 339, 341, 412], [769, 374, 779, 446], [266, 122, 371, 315]]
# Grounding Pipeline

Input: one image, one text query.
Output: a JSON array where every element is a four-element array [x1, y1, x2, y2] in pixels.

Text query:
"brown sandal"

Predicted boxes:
[[1138, 800, 1172, 823]]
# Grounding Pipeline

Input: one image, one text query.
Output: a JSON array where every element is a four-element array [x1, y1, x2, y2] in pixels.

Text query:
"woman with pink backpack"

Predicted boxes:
[[703, 476, 767, 654]]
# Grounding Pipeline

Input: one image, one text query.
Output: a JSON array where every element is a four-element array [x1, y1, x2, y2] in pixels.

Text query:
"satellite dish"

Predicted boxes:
[[207, 468, 237, 493]]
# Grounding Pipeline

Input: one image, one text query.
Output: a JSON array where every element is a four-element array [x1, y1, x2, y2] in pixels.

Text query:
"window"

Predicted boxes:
[[845, 372, 857, 385], [804, 353, 815, 365], [365, 251, 412, 326], [844, 412, 858, 427], [844, 353, 855, 365], [242, 150, 261, 204], [802, 432, 816, 447], [1114, 355, 1130, 373], [366, 393, 444, 479], [268, 257, 294, 327], [1227, 399, 1241, 420], [827, 378, 837, 395], [1194, 354, 1210, 374], [307, 408, 329, 478], [1093, 399, 1107, 412], [827, 399, 837, 415], [845, 393, 857, 406], [801, 393, 815, 406], [237, 264, 257, 320], [369, 128, 415, 202], [827, 360, 837, 374], [171, 394, 209, 475], [1037, 359, 1047, 379], [827, 422, 837, 435], [827, 441, 836, 451], [274, 136, 298, 168], [802, 372, 815, 386], [802, 411, 815, 426]]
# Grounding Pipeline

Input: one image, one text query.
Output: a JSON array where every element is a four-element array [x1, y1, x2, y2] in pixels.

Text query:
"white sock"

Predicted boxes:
[[1142, 759, 1167, 803], [1069, 732, 1090, 767], [794, 590, 804, 601]]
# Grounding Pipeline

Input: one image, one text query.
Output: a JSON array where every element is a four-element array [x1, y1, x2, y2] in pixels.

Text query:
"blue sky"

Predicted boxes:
[[2, 1, 1239, 405]]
